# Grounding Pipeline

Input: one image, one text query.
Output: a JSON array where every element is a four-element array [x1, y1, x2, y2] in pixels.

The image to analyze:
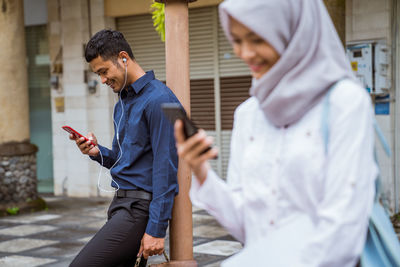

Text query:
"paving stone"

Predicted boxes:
[[203, 260, 224, 267], [192, 206, 203, 213], [0, 196, 237, 266], [0, 238, 59, 253], [194, 240, 242, 256], [193, 237, 210, 246], [29, 214, 62, 221], [193, 225, 230, 239], [0, 255, 57, 267], [85, 219, 107, 229], [193, 214, 216, 226], [84, 208, 108, 218], [193, 209, 211, 216], [0, 224, 58, 236], [40, 259, 73, 267], [0, 214, 60, 224], [47, 215, 101, 227], [193, 253, 226, 266], [34, 227, 96, 241], [27, 242, 83, 259], [77, 235, 94, 243]]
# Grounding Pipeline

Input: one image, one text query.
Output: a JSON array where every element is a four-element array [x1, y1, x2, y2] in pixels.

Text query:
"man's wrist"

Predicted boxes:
[[145, 221, 168, 238]]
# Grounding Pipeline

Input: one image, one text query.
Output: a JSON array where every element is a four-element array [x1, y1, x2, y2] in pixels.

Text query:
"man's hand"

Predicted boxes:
[[138, 233, 165, 259], [69, 132, 99, 157]]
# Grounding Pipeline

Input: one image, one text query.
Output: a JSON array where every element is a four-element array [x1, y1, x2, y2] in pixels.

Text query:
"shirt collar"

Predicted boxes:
[[129, 70, 155, 95]]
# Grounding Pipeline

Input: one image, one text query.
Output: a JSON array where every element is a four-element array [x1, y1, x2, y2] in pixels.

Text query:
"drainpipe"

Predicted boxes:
[[392, 0, 399, 214]]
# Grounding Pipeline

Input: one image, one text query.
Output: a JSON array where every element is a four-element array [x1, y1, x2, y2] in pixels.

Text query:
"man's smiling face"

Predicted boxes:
[[90, 56, 125, 93]]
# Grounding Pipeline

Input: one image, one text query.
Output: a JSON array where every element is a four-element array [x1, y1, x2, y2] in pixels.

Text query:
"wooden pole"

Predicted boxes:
[[150, 0, 197, 266]]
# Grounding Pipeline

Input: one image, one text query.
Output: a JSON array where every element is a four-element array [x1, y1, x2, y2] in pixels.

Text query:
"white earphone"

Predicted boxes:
[[96, 56, 128, 193]]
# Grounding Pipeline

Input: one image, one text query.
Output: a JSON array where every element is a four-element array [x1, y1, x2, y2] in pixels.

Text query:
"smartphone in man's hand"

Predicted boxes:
[[62, 125, 96, 147]]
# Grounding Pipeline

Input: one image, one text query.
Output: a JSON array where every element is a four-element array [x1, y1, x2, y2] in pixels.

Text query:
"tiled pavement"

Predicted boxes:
[[0, 196, 242, 267]]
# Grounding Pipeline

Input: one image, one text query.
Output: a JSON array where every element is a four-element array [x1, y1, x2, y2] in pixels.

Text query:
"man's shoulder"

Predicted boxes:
[[143, 81, 180, 115], [147, 80, 179, 103]]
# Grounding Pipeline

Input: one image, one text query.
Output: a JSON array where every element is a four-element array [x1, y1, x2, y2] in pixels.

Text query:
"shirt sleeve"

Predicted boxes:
[[89, 135, 119, 169], [190, 108, 247, 243], [299, 87, 378, 267], [144, 93, 179, 238]]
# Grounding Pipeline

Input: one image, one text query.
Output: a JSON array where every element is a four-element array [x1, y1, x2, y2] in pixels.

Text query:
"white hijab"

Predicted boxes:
[[219, 0, 357, 127]]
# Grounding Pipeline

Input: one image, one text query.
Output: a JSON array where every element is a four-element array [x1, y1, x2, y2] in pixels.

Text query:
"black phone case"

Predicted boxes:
[[161, 103, 198, 138], [161, 103, 216, 158]]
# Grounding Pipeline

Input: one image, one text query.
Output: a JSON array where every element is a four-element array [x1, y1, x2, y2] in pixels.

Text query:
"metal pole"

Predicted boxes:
[[212, 7, 223, 177]]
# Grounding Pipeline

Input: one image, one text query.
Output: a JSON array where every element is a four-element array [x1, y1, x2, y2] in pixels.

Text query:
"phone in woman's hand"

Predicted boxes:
[[161, 103, 216, 158]]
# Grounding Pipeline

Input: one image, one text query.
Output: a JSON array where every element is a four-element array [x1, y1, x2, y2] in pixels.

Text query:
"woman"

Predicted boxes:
[[175, 0, 378, 266]]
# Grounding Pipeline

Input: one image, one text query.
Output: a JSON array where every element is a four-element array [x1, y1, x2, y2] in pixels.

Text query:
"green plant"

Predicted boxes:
[[151, 1, 165, 42], [6, 207, 19, 215]]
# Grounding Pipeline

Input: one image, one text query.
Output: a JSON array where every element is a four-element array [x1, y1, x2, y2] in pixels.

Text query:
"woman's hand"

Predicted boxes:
[[174, 120, 218, 184]]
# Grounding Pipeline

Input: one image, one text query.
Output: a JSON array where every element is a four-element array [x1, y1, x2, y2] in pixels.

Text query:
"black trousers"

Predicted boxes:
[[70, 195, 150, 267]]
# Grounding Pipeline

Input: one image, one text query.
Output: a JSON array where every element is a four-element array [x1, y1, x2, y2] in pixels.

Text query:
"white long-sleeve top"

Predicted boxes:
[[190, 80, 378, 267]]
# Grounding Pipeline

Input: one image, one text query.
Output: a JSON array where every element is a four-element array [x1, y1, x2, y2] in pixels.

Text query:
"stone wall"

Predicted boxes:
[[0, 142, 38, 204]]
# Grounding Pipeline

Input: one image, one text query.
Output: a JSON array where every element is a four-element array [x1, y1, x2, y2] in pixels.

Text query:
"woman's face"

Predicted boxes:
[[230, 17, 280, 79]]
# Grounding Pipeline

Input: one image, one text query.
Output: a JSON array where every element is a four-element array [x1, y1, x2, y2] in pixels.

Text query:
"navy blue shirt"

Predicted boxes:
[[91, 71, 180, 238]]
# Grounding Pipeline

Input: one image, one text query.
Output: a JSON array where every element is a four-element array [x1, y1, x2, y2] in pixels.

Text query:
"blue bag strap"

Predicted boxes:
[[372, 119, 391, 205], [321, 82, 391, 156], [373, 119, 391, 157]]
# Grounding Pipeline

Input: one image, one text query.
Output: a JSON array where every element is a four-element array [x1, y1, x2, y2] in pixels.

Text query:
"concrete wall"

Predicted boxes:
[[24, 0, 47, 26], [48, 0, 115, 197], [346, 0, 397, 211], [45, 0, 399, 208], [0, 0, 30, 144]]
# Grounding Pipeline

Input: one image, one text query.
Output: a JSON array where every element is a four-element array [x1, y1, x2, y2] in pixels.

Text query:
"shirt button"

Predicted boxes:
[[249, 136, 254, 141], [271, 190, 276, 195], [270, 220, 274, 225]]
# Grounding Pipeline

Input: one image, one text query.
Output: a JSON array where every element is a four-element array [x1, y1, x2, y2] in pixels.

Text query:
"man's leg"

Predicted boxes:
[[70, 200, 148, 267]]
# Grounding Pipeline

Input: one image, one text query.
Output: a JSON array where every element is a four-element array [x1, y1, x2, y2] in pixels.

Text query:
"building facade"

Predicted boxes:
[[1, 0, 398, 213]]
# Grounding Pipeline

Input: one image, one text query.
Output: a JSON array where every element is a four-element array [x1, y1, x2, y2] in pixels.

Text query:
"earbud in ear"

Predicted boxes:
[[122, 58, 127, 63]]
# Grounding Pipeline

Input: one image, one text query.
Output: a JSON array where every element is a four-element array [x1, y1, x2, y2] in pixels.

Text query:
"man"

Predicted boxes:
[[69, 29, 180, 267]]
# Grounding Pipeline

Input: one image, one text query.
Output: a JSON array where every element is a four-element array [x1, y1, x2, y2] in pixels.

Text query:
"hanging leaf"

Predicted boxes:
[[151, 1, 165, 42]]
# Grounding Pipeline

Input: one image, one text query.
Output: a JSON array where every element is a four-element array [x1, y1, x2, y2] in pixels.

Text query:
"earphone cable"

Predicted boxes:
[[96, 61, 128, 193]]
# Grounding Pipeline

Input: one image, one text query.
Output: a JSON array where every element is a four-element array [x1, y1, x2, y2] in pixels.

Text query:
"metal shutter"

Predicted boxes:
[[220, 76, 251, 179], [190, 78, 215, 130], [218, 20, 251, 77], [217, 17, 251, 178], [189, 7, 219, 173], [117, 14, 166, 81], [189, 7, 215, 79], [220, 76, 251, 130], [188, 7, 216, 130]]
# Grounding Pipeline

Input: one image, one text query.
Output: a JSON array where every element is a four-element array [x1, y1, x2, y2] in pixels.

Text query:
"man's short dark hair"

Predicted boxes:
[[85, 29, 134, 63]]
